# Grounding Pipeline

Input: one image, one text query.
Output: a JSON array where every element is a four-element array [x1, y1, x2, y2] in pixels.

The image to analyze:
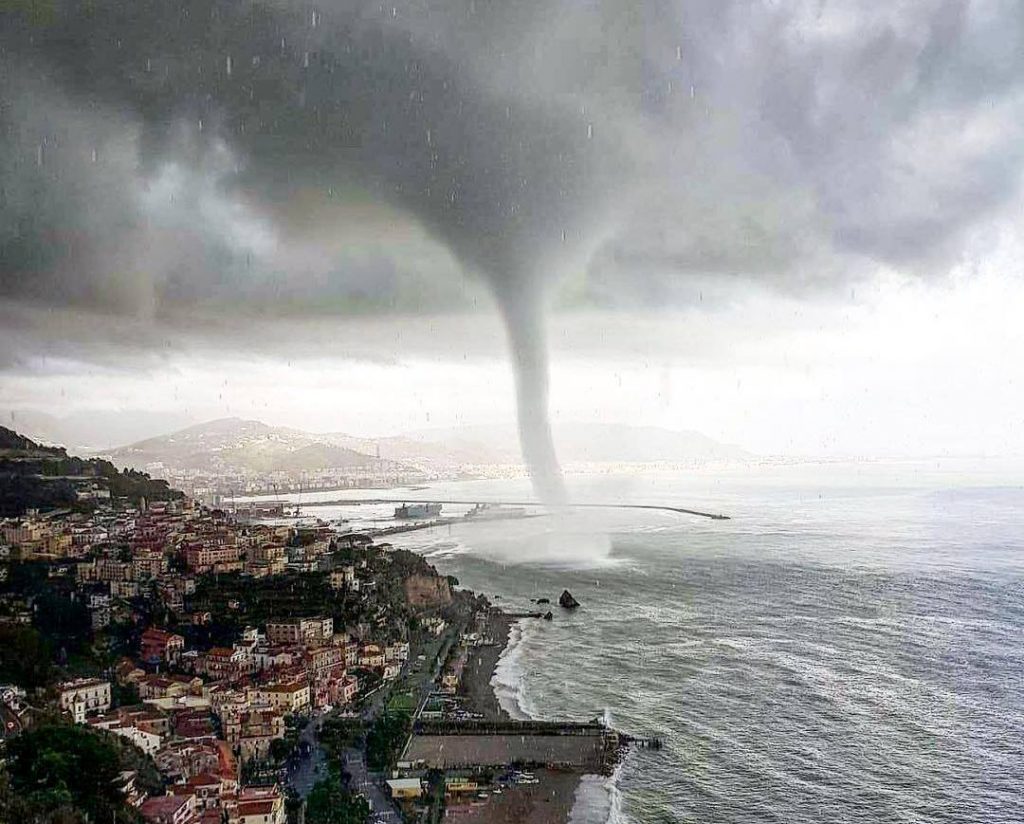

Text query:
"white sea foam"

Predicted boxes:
[[490, 618, 539, 720], [447, 510, 628, 569], [420, 540, 471, 560], [567, 759, 628, 824], [492, 625, 628, 822]]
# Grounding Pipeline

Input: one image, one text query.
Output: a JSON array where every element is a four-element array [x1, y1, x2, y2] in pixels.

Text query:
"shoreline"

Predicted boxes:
[[451, 606, 620, 824], [459, 607, 515, 721]]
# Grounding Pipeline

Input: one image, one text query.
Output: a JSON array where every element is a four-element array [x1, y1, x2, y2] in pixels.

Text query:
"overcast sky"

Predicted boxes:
[[4, 257, 1022, 457], [2, 1, 1023, 460]]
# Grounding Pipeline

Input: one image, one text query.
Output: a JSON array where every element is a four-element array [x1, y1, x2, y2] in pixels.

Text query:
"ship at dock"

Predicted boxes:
[[394, 502, 444, 519], [464, 502, 527, 520]]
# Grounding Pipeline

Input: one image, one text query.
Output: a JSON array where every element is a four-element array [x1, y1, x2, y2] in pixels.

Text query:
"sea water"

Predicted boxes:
[[384, 460, 1024, 824]]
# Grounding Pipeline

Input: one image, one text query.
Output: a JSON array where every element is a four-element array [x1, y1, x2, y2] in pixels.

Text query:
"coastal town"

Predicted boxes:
[[0, 427, 628, 824]]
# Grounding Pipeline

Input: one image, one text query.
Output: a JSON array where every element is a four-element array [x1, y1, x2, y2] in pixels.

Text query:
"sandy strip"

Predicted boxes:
[[459, 608, 515, 721], [442, 769, 582, 824], [441, 608, 593, 824]]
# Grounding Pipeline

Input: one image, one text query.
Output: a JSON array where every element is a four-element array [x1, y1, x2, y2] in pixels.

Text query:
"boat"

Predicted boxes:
[[394, 502, 443, 519], [464, 502, 527, 520]]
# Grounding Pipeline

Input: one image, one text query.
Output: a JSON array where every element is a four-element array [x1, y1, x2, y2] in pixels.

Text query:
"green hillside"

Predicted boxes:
[[0, 426, 183, 516]]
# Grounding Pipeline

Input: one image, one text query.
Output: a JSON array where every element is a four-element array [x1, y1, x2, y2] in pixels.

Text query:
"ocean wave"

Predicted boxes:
[[420, 540, 471, 559], [393, 529, 474, 560], [490, 618, 537, 720], [567, 759, 628, 824], [402, 476, 1024, 823]]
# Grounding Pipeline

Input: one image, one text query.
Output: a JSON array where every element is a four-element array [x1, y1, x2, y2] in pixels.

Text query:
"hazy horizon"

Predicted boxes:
[[6, 404, 1024, 468], [5, 1, 1024, 486], [5, 266, 1024, 461]]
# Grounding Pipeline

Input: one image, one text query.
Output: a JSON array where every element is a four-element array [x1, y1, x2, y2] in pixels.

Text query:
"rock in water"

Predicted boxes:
[[543, 611, 554, 621], [559, 590, 580, 609], [536, 597, 551, 605]]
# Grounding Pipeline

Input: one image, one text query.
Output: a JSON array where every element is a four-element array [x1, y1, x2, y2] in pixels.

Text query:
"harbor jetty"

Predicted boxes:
[[403, 719, 626, 775], [300, 496, 731, 520], [381, 606, 656, 823]]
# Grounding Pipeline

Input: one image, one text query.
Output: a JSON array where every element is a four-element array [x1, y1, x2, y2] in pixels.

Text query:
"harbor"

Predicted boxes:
[[375, 607, 642, 823]]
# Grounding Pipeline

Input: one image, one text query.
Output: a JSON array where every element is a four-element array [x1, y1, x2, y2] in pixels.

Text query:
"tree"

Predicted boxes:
[[0, 624, 53, 688], [366, 712, 411, 773], [112, 681, 140, 709], [304, 767, 370, 824], [34, 591, 92, 654], [269, 736, 295, 763], [1, 723, 144, 824]]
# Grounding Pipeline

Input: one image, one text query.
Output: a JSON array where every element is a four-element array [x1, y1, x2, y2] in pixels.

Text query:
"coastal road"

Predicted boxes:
[[286, 715, 401, 821], [286, 713, 328, 797], [287, 619, 468, 813], [342, 746, 401, 823], [351, 621, 466, 818]]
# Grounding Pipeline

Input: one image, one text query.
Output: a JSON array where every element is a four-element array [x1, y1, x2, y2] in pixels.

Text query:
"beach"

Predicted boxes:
[[444, 607, 605, 824], [458, 607, 514, 721], [442, 768, 583, 824]]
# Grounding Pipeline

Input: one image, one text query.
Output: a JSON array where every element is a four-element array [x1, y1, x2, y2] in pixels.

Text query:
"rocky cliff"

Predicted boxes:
[[404, 574, 452, 609]]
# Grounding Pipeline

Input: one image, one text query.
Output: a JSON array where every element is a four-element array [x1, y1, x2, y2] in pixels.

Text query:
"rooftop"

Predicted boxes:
[[59, 677, 108, 690], [387, 778, 422, 791], [238, 800, 275, 816], [140, 794, 191, 817]]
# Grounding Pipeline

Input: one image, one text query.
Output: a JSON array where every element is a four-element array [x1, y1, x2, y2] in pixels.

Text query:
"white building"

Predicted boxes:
[[107, 723, 162, 755], [59, 678, 112, 722], [385, 641, 410, 662]]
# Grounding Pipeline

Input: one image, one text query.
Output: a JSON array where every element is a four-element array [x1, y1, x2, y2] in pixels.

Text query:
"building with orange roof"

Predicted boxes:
[[235, 786, 285, 824], [140, 793, 196, 824]]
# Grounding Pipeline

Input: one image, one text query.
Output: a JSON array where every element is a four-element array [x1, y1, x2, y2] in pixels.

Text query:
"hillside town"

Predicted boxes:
[[0, 425, 632, 824], [0, 489, 482, 824]]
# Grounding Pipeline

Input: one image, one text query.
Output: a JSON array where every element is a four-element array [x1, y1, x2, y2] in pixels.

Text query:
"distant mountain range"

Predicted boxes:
[[99, 417, 750, 476], [104, 419, 382, 476]]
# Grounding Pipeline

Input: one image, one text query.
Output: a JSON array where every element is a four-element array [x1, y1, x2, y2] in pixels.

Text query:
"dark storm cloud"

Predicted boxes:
[[4, 1, 1022, 308], [2, 0, 1023, 498], [584, 1, 1024, 302], [1, 0, 639, 501]]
